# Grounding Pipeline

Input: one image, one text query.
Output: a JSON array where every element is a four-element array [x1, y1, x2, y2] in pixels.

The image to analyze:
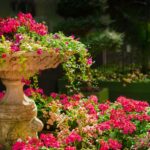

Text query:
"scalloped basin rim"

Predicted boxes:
[[0, 50, 75, 79], [0, 50, 75, 71]]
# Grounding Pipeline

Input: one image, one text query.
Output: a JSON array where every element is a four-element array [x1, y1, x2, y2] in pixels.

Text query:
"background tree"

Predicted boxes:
[[108, 0, 150, 72], [55, 0, 123, 66]]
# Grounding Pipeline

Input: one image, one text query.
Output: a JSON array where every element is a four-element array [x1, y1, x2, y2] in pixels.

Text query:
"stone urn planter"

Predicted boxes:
[[0, 50, 72, 149]]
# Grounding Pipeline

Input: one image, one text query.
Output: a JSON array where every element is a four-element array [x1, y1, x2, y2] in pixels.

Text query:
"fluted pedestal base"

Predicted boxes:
[[0, 80, 43, 149]]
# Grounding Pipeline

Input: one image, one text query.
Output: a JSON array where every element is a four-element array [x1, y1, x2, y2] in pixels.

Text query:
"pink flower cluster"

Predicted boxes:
[[117, 96, 149, 112], [110, 109, 136, 134], [98, 108, 136, 134], [57, 93, 82, 109], [10, 33, 24, 52], [12, 133, 59, 150], [40, 133, 60, 148], [87, 57, 93, 65], [100, 139, 122, 150], [24, 87, 44, 97], [0, 12, 48, 36], [0, 17, 19, 35], [97, 121, 111, 131], [65, 131, 82, 144], [99, 103, 110, 113]]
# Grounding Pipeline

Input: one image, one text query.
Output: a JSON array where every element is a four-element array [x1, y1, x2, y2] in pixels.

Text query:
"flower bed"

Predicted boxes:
[[1, 89, 149, 150]]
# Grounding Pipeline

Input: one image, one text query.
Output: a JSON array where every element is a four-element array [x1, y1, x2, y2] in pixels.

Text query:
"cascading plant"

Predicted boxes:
[[0, 12, 94, 92]]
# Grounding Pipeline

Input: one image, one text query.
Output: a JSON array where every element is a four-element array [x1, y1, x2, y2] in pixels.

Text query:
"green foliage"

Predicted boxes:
[[62, 52, 94, 93], [55, 0, 111, 38], [84, 30, 123, 56], [0, 31, 94, 92], [108, 0, 150, 71], [54, 17, 99, 36], [92, 65, 150, 85]]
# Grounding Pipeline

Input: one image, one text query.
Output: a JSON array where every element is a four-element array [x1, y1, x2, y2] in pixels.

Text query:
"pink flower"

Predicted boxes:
[[110, 109, 136, 134], [88, 95, 98, 104], [87, 57, 93, 65], [108, 139, 122, 150], [35, 88, 44, 95], [99, 103, 109, 112], [40, 133, 60, 148], [65, 146, 76, 150], [117, 96, 149, 113], [11, 43, 20, 52], [100, 140, 109, 150], [0, 17, 19, 34], [15, 33, 23, 42], [24, 88, 35, 96], [12, 141, 26, 150], [37, 49, 43, 55], [50, 92, 58, 99], [60, 93, 67, 99], [70, 35, 75, 39], [1, 53, 7, 58], [17, 12, 48, 36], [21, 78, 31, 85], [28, 137, 44, 148], [60, 97, 69, 105], [65, 132, 82, 144], [97, 121, 111, 131], [71, 94, 82, 101], [0, 91, 5, 100], [86, 103, 97, 114]]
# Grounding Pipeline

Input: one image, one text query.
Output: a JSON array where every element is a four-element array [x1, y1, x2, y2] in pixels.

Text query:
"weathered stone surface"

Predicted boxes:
[[0, 51, 73, 149], [0, 80, 43, 149]]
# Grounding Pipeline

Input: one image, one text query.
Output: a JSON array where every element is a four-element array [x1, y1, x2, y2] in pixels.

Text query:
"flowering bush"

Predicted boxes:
[[0, 12, 93, 92], [2, 89, 148, 150], [92, 67, 150, 86]]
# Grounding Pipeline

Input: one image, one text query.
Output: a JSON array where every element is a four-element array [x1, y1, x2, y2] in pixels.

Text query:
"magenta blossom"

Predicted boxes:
[[100, 140, 109, 150], [15, 33, 23, 42], [37, 49, 43, 55], [87, 57, 93, 65], [11, 43, 20, 52], [24, 88, 35, 96], [12, 141, 26, 150], [21, 78, 31, 86], [108, 139, 122, 150], [65, 131, 82, 144], [88, 95, 98, 104], [50, 92, 58, 99], [99, 103, 109, 112], [97, 121, 111, 131], [40, 133, 60, 148], [70, 35, 75, 39], [1, 53, 7, 58], [0, 91, 5, 100]]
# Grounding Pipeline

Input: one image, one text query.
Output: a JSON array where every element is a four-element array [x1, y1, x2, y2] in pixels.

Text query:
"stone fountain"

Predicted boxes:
[[0, 51, 71, 149]]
